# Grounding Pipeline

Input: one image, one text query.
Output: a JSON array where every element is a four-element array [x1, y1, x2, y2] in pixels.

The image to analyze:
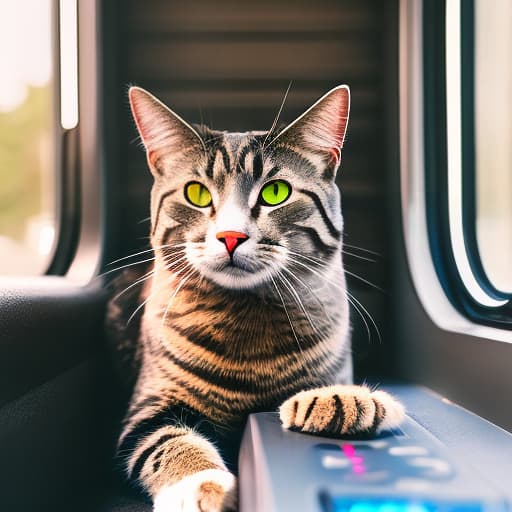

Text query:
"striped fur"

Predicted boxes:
[[107, 85, 404, 511]]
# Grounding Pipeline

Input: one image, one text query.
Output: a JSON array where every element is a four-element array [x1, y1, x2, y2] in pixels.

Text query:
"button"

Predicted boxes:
[[389, 446, 428, 456], [321, 454, 350, 469], [408, 457, 452, 475], [369, 441, 389, 449]]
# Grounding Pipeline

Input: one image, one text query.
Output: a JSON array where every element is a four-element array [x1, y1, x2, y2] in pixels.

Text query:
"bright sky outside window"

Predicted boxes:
[[445, 0, 507, 307], [474, 0, 512, 294], [0, 0, 56, 275]]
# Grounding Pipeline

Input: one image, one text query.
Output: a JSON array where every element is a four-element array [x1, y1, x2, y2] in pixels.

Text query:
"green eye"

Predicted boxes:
[[259, 180, 291, 206], [185, 182, 212, 207]]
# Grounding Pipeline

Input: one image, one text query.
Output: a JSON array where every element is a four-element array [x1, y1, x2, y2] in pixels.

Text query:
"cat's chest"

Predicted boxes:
[[141, 279, 346, 421], [159, 288, 333, 360]]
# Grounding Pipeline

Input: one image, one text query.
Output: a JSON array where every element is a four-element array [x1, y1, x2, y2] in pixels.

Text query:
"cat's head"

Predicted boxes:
[[129, 86, 350, 290]]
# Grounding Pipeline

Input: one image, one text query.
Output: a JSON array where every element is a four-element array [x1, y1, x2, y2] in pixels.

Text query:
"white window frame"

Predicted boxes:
[[398, 0, 512, 343]]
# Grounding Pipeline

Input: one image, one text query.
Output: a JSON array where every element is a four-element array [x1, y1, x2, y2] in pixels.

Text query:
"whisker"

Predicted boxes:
[[347, 291, 382, 344], [276, 271, 320, 338], [285, 254, 381, 343], [347, 295, 371, 344], [163, 253, 190, 268], [126, 290, 153, 326], [286, 250, 331, 268], [286, 257, 345, 292], [263, 81, 293, 149], [269, 274, 313, 379], [342, 250, 377, 263], [161, 266, 197, 329], [343, 269, 385, 293], [124, 255, 190, 327], [107, 242, 186, 266], [279, 265, 338, 327], [99, 256, 158, 278], [343, 243, 382, 257], [113, 267, 155, 302]]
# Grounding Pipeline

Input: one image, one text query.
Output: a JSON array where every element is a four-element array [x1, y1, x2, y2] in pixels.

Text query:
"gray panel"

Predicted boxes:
[[239, 385, 512, 512]]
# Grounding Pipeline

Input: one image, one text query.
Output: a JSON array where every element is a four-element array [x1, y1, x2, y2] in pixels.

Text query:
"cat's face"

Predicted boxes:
[[129, 86, 350, 290]]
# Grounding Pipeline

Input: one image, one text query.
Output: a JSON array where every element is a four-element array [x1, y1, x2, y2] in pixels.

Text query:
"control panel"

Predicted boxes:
[[239, 387, 512, 512]]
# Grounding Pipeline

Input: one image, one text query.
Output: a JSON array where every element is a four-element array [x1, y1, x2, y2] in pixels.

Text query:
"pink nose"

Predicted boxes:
[[216, 231, 249, 256]]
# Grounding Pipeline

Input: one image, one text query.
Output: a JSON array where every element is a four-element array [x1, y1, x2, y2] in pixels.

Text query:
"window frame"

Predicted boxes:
[[423, 0, 512, 329], [47, 0, 105, 283], [399, 0, 512, 343], [45, 0, 81, 275]]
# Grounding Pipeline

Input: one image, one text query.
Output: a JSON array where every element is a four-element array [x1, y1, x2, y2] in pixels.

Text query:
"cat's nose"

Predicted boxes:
[[216, 231, 249, 257]]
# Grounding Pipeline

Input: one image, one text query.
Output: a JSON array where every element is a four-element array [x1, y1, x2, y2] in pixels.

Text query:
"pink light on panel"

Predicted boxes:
[[342, 444, 356, 457]]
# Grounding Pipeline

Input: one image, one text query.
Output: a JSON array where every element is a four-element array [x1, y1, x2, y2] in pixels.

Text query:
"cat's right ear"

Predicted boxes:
[[128, 86, 205, 176]]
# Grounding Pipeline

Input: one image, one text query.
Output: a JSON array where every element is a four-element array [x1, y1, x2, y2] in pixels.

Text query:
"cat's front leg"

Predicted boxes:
[[119, 423, 236, 512], [279, 385, 405, 437]]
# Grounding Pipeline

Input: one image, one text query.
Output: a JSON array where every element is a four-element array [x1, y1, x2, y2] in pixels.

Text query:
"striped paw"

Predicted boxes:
[[279, 385, 405, 437], [153, 469, 237, 512]]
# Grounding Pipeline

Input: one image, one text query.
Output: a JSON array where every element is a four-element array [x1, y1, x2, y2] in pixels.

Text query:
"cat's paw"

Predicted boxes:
[[153, 469, 237, 512], [279, 385, 405, 437]]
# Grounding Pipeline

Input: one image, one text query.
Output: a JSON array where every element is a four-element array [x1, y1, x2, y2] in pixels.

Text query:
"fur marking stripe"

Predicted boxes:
[[326, 394, 344, 433], [237, 139, 260, 174], [276, 145, 318, 175], [169, 323, 333, 359], [298, 189, 341, 240], [250, 203, 261, 219], [291, 401, 299, 425], [252, 150, 263, 180], [119, 409, 175, 458], [205, 150, 217, 178], [291, 224, 337, 255], [354, 397, 365, 431], [159, 327, 341, 379], [131, 433, 177, 480], [160, 225, 179, 247], [265, 165, 280, 179], [303, 397, 318, 425], [163, 347, 256, 393], [152, 188, 177, 235], [371, 397, 386, 432], [161, 343, 322, 394], [219, 145, 232, 174]]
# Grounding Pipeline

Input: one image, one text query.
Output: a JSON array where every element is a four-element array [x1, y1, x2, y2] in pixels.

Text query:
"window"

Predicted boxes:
[[0, 0, 80, 277], [0, 0, 56, 275], [473, 0, 512, 294], [424, 0, 511, 329]]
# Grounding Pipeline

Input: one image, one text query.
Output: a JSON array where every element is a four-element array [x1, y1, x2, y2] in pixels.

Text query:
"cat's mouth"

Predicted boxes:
[[201, 257, 270, 289], [207, 251, 260, 272]]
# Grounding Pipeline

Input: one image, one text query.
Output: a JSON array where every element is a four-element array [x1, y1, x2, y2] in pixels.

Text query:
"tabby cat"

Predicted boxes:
[[107, 85, 405, 512]]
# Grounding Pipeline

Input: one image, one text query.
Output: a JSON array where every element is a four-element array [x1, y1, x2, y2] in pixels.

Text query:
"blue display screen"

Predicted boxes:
[[328, 497, 482, 512]]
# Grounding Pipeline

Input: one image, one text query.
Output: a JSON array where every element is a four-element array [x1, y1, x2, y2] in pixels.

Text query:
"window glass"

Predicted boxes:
[[0, 0, 56, 275], [474, 0, 512, 293]]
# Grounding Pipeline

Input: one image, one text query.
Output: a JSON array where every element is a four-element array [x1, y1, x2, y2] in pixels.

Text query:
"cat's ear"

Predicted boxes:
[[270, 85, 350, 177], [128, 86, 205, 175]]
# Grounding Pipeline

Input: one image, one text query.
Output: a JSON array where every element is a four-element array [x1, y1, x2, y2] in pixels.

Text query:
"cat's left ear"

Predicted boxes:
[[270, 85, 350, 178]]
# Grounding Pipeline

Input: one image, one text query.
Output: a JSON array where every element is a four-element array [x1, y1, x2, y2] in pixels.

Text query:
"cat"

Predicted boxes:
[[107, 85, 405, 512]]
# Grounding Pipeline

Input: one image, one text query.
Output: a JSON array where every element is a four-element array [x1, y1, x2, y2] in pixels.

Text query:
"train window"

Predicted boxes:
[[0, 0, 79, 277], [401, 0, 511, 340], [422, 0, 512, 330], [0, 0, 56, 275], [473, 0, 512, 295]]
